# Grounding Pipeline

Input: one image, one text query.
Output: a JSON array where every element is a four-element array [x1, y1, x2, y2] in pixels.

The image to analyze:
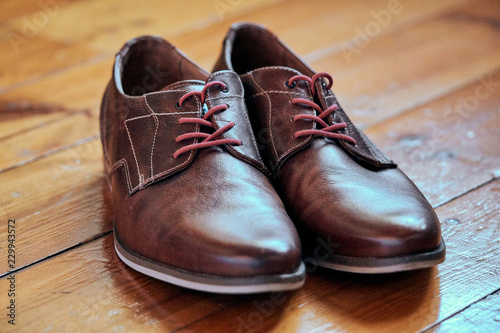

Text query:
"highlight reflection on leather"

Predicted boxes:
[[213, 23, 444, 263], [101, 36, 303, 287]]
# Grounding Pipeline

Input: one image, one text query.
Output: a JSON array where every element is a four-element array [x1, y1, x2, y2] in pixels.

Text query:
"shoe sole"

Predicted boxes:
[[114, 232, 306, 294], [309, 239, 446, 274]]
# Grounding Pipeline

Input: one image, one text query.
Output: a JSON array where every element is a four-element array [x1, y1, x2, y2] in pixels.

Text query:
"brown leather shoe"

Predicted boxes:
[[100, 36, 305, 293], [214, 23, 445, 273]]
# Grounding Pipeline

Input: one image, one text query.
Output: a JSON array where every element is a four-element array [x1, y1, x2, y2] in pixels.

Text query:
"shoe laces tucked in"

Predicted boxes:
[[173, 81, 242, 159], [287, 72, 356, 145]]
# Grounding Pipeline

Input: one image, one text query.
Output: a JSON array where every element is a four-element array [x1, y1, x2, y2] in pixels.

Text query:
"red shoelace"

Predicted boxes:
[[287, 72, 356, 145], [173, 81, 242, 159]]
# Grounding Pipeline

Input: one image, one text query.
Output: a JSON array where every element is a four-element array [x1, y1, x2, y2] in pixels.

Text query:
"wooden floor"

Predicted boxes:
[[1, 0, 499, 332]]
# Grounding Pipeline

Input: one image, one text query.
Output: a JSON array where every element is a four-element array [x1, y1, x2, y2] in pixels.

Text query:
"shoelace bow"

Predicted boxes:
[[172, 81, 242, 159], [287, 72, 356, 145]]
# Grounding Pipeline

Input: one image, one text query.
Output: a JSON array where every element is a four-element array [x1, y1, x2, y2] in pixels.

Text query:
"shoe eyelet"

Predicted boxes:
[[175, 101, 182, 109], [290, 117, 294, 122], [285, 80, 296, 89], [221, 84, 229, 93], [170, 155, 175, 160]]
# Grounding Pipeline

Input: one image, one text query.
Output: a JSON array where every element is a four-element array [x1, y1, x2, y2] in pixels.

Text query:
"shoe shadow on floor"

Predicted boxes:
[[103, 241, 290, 332], [100, 178, 438, 332], [100, 179, 289, 332], [308, 266, 440, 331]]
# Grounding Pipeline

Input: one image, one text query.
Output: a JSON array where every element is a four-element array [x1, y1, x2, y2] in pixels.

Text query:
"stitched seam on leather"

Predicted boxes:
[[251, 66, 301, 73], [127, 111, 198, 122], [123, 110, 200, 183], [205, 94, 244, 101], [237, 96, 264, 164], [279, 133, 309, 161], [144, 95, 160, 177], [325, 95, 387, 161], [205, 75, 267, 170], [124, 121, 142, 188], [170, 82, 203, 89], [209, 94, 265, 166], [110, 158, 133, 194], [149, 119, 159, 177], [277, 88, 314, 163], [129, 98, 201, 192], [249, 71, 279, 161], [247, 91, 310, 99], [145, 87, 201, 96], [146, 81, 204, 93]]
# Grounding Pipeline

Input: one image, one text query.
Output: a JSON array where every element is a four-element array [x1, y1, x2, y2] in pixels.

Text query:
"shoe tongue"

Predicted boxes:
[[158, 79, 205, 92]]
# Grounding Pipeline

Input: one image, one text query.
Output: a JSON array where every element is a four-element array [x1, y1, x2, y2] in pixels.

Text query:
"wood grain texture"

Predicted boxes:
[[176, 180, 500, 332], [427, 290, 500, 332], [0, 140, 111, 275], [0, 0, 462, 92], [365, 71, 500, 206], [1, 68, 497, 280], [0, 0, 498, 331], [0, 235, 236, 332], [0, 0, 281, 89], [313, 0, 500, 127], [0, 0, 493, 176], [170, 0, 464, 70], [1, 179, 497, 332]]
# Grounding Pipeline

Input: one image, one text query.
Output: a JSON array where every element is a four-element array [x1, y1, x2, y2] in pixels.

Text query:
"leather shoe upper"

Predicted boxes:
[[100, 36, 301, 276], [213, 23, 443, 258]]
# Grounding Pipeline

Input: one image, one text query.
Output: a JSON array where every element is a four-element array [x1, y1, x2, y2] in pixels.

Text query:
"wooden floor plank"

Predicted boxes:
[[0, 33, 97, 91], [313, 0, 500, 127], [0, 101, 75, 141], [0, 0, 460, 93], [0, 107, 96, 172], [1, 0, 495, 176], [1, 63, 498, 282], [0, 140, 111, 275], [2, 179, 497, 332], [0, 0, 280, 90], [0, 0, 51, 22], [175, 180, 500, 332], [0, 1, 498, 331], [427, 289, 500, 332], [32, 0, 280, 53], [365, 71, 500, 207], [169, 0, 464, 70], [0, 235, 236, 332]]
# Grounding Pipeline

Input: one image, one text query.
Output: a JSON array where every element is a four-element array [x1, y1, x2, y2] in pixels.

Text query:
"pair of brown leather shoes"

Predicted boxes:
[[100, 23, 445, 294]]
